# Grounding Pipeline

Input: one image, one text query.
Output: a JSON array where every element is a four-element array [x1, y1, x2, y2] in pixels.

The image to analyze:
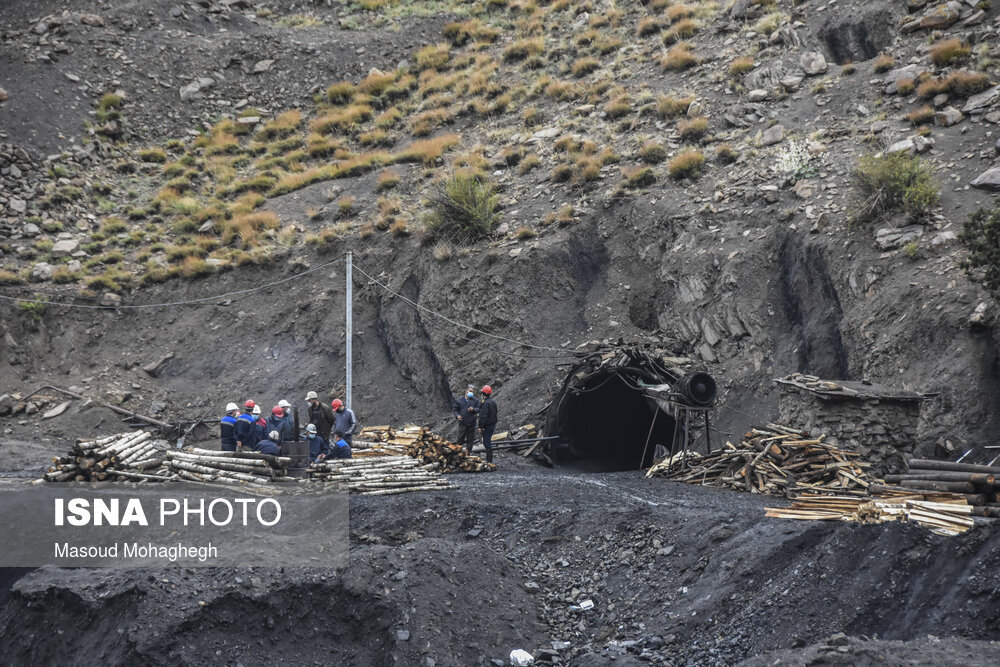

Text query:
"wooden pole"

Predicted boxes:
[[907, 459, 1000, 475], [639, 409, 659, 469]]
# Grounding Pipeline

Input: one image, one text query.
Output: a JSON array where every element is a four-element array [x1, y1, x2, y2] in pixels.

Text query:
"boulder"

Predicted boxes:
[[780, 75, 803, 92], [887, 139, 915, 154], [9, 198, 26, 214], [748, 89, 768, 102], [971, 167, 1000, 191], [875, 225, 924, 251], [799, 52, 828, 76], [935, 106, 964, 126], [962, 85, 1000, 114], [760, 124, 785, 146], [0, 394, 12, 416], [901, 2, 962, 33], [883, 65, 927, 94], [730, 0, 753, 19], [0, 87, 7, 102], [31, 262, 54, 281], [51, 239, 79, 257]]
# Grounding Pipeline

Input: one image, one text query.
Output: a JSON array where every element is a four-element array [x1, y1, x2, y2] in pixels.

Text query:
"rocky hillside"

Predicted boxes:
[[2, 0, 1000, 449]]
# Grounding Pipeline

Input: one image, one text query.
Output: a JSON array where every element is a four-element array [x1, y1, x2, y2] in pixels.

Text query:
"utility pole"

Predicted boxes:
[[345, 251, 353, 410]]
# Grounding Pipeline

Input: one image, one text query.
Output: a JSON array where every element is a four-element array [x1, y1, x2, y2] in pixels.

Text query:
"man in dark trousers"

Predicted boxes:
[[331, 399, 358, 445], [234, 400, 260, 450], [452, 384, 480, 454], [478, 385, 498, 464], [306, 390, 335, 442], [220, 402, 239, 452]]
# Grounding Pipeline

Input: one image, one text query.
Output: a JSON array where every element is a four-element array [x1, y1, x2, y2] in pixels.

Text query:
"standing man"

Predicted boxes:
[[478, 385, 498, 464], [267, 406, 294, 447], [304, 423, 329, 463], [331, 399, 358, 446], [220, 402, 239, 452], [306, 390, 335, 442], [452, 384, 480, 454], [234, 400, 259, 450]]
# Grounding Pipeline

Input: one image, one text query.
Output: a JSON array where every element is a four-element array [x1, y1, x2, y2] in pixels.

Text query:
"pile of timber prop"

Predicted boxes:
[[870, 457, 1000, 515], [765, 494, 974, 536], [358, 425, 496, 472], [307, 455, 453, 495], [645, 424, 872, 495], [41, 431, 175, 483], [165, 448, 291, 487]]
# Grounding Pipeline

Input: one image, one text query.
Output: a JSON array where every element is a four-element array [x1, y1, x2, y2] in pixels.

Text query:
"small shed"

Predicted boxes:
[[775, 373, 929, 474]]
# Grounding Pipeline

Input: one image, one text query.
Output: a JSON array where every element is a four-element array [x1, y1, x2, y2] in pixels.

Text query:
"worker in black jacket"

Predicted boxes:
[[306, 390, 335, 441], [478, 385, 498, 464], [220, 402, 239, 452], [452, 384, 480, 454], [234, 400, 260, 450]]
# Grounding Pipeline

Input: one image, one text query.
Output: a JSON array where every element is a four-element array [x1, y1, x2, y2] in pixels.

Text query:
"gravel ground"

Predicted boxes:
[[2, 451, 1000, 665]]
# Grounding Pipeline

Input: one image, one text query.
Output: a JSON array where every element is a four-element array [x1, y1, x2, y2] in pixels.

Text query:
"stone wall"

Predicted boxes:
[[777, 385, 921, 475]]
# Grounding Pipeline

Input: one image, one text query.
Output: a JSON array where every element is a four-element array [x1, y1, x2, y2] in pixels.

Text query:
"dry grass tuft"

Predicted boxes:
[[906, 105, 935, 125], [677, 116, 709, 140], [662, 44, 699, 71], [668, 149, 705, 179], [729, 56, 754, 77], [873, 53, 895, 73], [929, 38, 970, 68]]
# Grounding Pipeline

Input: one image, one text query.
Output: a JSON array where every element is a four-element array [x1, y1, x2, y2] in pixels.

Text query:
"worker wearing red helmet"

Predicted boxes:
[[234, 399, 260, 450], [331, 398, 358, 446], [266, 406, 294, 450], [478, 385, 499, 464]]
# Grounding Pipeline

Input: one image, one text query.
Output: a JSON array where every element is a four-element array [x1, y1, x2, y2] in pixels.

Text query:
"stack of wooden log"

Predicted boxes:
[[645, 424, 872, 495], [358, 425, 497, 473], [165, 448, 291, 487], [42, 431, 174, 483], [765, 494, 975, 536], [308, 455, 453, 495], [40, 432, 291, 486], [872, 457, 1000, 516]]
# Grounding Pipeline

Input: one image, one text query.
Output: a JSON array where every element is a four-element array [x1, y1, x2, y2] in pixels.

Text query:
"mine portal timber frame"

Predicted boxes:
[[639, 382, 714, 470]]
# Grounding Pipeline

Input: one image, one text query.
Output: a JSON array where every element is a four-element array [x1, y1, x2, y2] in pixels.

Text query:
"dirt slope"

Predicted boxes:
[[4, 462, 1000, 665]]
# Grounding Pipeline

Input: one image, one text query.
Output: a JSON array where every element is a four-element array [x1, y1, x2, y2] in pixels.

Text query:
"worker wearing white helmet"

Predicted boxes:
[[251, 404, 267, 444], [220, 402, 240, 452], [306, 390, 335, 441]]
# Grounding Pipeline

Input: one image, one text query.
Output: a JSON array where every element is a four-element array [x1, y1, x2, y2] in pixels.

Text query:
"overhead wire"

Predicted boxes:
[[352, 261, 576, 359]]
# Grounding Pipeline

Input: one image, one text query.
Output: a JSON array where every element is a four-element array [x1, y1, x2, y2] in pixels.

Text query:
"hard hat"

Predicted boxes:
[[226, 402, 239, 412], [252, 405, 261, 416], [244, 399, 255, 409], [272, 406, 284, 417], [306, 423, 317, 434], [278, 399, 291, 409], [306, 391, 318, 400], [466, 384, 474, 390], [332, 399, 343, 410], [269, 430, 280, 441], [481, 385, 492, 395]]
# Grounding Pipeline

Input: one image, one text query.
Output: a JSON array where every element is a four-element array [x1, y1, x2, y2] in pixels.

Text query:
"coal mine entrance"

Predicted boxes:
[[555, 373, 676, 471]]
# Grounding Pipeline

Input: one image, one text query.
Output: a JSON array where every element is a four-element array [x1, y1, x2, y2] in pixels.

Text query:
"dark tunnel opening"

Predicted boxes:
[[556, 373, 676, 472]]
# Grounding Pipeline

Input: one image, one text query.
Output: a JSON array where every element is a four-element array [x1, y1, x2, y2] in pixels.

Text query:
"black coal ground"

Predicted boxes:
[[2, 454, 1000, 666]]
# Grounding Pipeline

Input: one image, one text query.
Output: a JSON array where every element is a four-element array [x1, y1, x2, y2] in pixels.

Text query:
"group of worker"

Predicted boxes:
[[219, 391, 358, 463], [452, 384, 499, 464]]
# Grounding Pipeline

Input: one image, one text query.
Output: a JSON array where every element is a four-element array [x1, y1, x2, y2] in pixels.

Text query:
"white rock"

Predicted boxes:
[[799, 52, 827, 76]]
